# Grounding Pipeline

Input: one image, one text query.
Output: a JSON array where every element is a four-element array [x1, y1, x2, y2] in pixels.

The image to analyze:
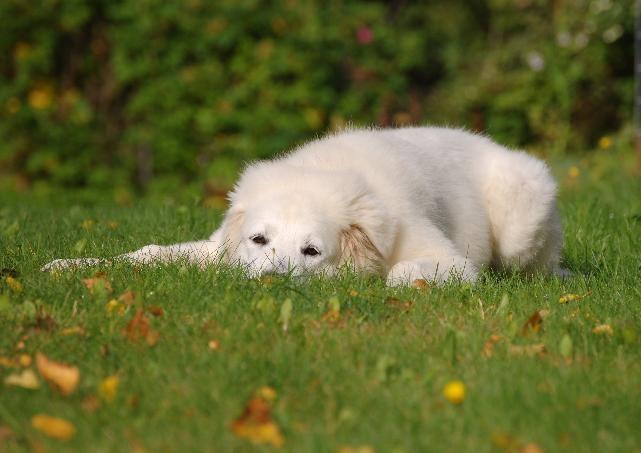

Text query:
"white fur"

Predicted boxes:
[[43, 127, 567, 285]]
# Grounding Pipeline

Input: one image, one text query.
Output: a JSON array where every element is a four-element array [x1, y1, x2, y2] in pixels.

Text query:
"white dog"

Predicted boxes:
[[43, 127, 567, 285]]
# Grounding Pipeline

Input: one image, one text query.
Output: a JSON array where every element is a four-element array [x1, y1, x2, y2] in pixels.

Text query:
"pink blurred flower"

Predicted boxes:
[[356, 26, 374, 44]]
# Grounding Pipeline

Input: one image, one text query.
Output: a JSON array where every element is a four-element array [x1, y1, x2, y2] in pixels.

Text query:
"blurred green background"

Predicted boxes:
[[0, 0, 633, 203]]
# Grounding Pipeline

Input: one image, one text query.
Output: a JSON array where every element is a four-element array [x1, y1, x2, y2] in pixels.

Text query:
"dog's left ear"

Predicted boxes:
[[340, 191, 396, 274]]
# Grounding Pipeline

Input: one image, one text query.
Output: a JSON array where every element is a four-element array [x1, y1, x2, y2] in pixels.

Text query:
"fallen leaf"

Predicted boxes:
[[521, 442, 544, 453], [0, 425, 14, 441], [5, 276, 22, 292], [122, 309, 159, 346], [117, 290, 138, 306], [146, 305, 164, 317], [231, 396, 284, 447], [98, 375, 119, 403], [18, 354, 32, 367], [60, 326, 85, 336], [482, 334, 501, 357], [255, 386, 277, 403], [35, 352, 79, 396], [337, 446, 376, 453], [0, 356, 17, 368], [509, 343, 546, 357], [443, 380, 465, 404], [592, 324, 613, 335], [559, 292, 589, 304], [31, 414, 75, 441], [83, 272, 112, 297], [4, 369, 40, 389], [106, 299, 126, 316], [521, 311, 544, 336], [412, 279, 429, 290], [385, 297, 414, 312]]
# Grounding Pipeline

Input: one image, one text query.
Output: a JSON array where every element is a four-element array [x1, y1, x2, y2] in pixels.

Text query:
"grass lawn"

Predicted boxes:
[[1, 146, 640, 452]]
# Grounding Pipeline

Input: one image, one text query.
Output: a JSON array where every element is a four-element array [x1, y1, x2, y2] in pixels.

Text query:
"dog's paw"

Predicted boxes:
[[386, 258, 478, 286], [41, 258, 103, 272]]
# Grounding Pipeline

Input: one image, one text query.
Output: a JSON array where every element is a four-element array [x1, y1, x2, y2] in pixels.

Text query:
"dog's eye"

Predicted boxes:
[[302, 246, 320, 257], [251, 235, 268, 245]]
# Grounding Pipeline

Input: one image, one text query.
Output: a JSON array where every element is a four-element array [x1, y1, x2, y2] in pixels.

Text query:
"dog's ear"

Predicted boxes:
[[216, 206, 245, 261], [339, 191, 396, 274]]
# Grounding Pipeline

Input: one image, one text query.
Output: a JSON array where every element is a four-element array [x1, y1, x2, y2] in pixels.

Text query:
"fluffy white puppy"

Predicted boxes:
[[44, 127, 567, 285]]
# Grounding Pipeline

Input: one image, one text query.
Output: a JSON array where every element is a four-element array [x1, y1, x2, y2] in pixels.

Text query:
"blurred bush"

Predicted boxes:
[[0, 0, 632, 195]]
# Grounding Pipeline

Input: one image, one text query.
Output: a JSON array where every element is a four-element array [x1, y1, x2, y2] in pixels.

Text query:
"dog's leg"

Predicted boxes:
[[385, 224, 479, 286], [42, 230, 226, 272]]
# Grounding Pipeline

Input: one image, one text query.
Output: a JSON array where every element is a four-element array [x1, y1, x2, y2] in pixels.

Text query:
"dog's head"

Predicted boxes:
[[218, 163, 396, 277]]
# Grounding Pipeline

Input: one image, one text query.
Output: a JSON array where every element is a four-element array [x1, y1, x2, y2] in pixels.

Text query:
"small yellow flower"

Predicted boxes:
[[443, 380, 465, 404], [98, 375, 119, 402], [598, 136, 612, 150], [28, 86, 54, 110], [567, 166, 580, 178]]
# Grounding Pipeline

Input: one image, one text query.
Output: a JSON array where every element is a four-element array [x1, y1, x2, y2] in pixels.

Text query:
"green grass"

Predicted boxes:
[[1, 147, 641, 452]]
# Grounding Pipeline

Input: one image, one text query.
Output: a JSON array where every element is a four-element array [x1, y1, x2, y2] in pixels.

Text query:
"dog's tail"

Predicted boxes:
[[481, 149, 563, 274]]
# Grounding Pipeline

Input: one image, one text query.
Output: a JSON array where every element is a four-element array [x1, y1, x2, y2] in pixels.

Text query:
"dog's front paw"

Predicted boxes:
[[386, 258, 478, 286], [41, 258, 103, 272]]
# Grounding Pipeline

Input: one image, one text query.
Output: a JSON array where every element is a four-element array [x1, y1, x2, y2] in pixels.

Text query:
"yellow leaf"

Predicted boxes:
[[5, 276, 22, 293], [559, 292, 589, 304], [60, 326, 85, 336], [18, 354, 32, 367], [255, 386, 277, 403], [4, 369, 40, 389], [31, 414, 76, 441], [35, 353, 79, 396], [105, 299, 126, 316], [592, 324, 613, 335], [443, 380, 465, 404], [231, 396, 284, 447], [98, 375, 119, 403]]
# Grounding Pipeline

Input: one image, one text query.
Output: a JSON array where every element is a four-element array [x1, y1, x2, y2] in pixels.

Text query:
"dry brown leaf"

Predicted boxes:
[[482, 334, 502, 357], [122, 309, 159, 346], [521, 442, 544, 453], [35, 352, 79, 396], [412, 279, 430, 291], [231, 396, 284, 447], [0, 356, 17, 368], [4, 369, 40, 389], [385, 297, 414, 312], [31, 414, 76, 441], [117, 290, 137, 305], [146, 305, 164, 317], [82, 272, 112, 296], [521, 311, 544, 336], [509, 343, 546, 357]]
